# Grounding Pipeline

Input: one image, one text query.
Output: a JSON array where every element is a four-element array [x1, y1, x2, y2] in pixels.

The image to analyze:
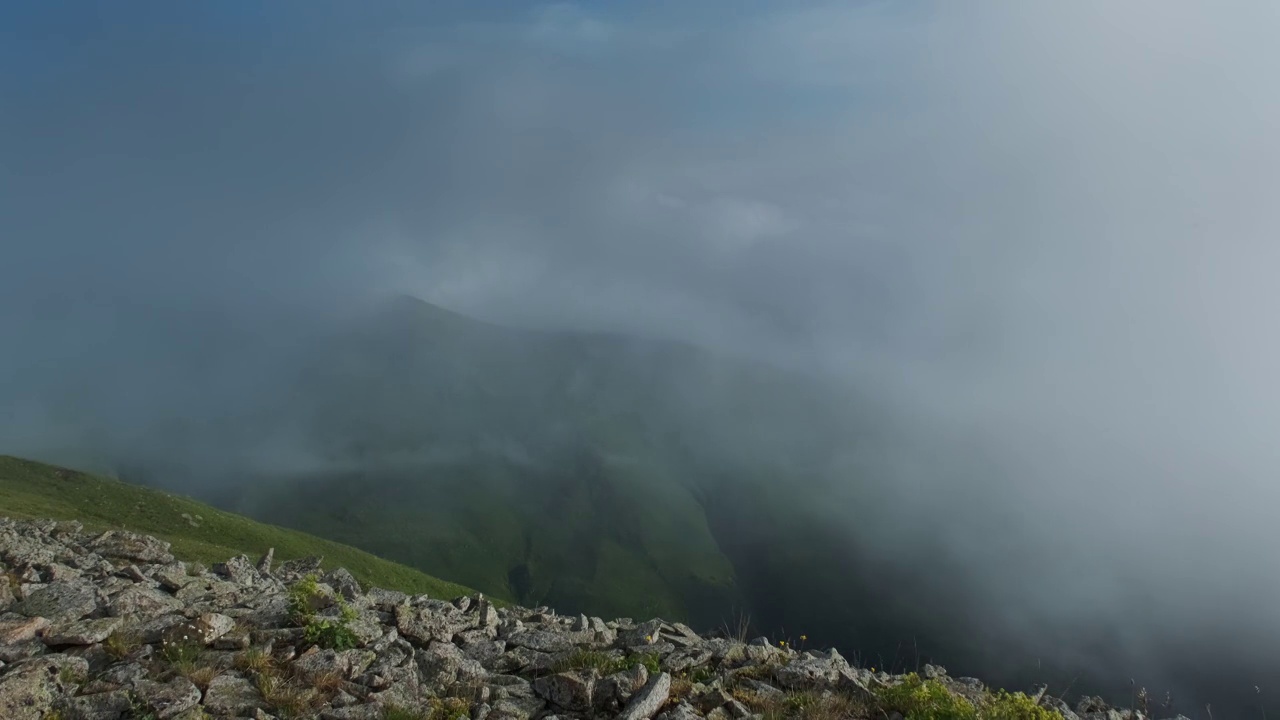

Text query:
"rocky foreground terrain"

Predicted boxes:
[[0, 517, 1181, 720]]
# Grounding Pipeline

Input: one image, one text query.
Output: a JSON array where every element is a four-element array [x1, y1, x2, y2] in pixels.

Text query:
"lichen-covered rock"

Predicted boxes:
[[213, 554, 260, 586], [134, 677, 202, 719], [596, 663, 649, 712], [366, 587, 408, 611], [90, 530, 174, 564], [107, 584, 184, 619], [203, 673, 266, 715], [0, 654, 88, 719], [533, 670, 595, 711], [154, 565, 196, 592], [395, 603, 472, 646], [12, 581, 98, 623], [0, 616, 50, 645], [619, 672, 671, 720], [195, 612, 236, 643], [42, 617, 122, 646], [505, 629, 583, 653], [54, 688, 133, 720], [274, 555, 323, 583], [324, 567, 362, 600]]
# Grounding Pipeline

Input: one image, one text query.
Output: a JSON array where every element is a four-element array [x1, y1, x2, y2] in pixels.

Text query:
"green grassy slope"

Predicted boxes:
[[0, 455, 478, 600]]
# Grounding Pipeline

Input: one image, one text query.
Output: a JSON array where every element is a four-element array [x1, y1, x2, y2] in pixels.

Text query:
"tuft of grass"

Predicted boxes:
[[103, 630, 143, 660], [182, 664, 222, 692], [428, 697, 472, 720], [311, 669, 347, 696], [233, 647, 275, 675], [722, 610, 753, 644], [57, 664, 86, 685], [553, 649, 628, 675], [682, 665, 717, 686], [670, 676, 695, 703], [256, 672, 322, 719], [630, 651, 662, 676]]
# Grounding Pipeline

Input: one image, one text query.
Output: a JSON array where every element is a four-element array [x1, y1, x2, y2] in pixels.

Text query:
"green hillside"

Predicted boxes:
[[0, 455, 478, 600]]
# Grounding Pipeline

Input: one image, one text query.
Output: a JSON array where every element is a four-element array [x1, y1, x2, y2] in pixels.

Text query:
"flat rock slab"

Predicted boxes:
[[135, 677, 202, 719], [90, 530, 174, 564], [12, 582, 98, 622], [108, 584, 185, 619], [619, 672, 671, 720], [203, 673, 266, 716], [43, 617, 123, 646], [0, 616, 50, 645], [55, 688, 133, 720]]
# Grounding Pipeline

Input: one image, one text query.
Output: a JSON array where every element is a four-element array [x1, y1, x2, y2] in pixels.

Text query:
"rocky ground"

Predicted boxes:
[[0, 517, 1184, 720]]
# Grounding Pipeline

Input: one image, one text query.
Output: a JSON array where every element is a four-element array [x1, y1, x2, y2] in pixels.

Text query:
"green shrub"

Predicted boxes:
[[980, 690, 1061, 720], [876, 674, 978, 720], [288, 573, 361, 650]]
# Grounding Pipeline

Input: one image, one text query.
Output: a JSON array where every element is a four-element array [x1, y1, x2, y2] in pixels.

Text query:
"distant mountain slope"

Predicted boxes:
[[200, 295, 880, 629], [0, 455, 477, 600], [21, 295, 964, 671]]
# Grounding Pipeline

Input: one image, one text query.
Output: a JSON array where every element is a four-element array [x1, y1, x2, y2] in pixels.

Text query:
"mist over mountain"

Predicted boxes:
[[5, 1, 1280, 716]]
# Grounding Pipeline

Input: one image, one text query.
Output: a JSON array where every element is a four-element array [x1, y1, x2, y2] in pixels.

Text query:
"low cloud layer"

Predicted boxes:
[[5, 0, 1280, 707]]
